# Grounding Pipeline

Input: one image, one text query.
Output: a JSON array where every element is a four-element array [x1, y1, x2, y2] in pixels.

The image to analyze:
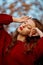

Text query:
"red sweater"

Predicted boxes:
[[0, 14, 43, 65], [4, 38, 43, 65], [0, 14, 13, 65]]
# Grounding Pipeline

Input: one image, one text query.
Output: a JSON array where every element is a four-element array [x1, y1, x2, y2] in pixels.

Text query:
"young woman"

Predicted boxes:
[[3, 18, 43, 65], [0, 14, 28, 65]]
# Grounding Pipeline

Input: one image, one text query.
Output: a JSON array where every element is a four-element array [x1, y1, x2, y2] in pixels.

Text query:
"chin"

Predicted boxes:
[[21, 33, 28, 36], [18, 31, 27, 35]]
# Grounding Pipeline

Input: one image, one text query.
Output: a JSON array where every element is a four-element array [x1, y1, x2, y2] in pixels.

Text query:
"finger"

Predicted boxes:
[[29, 30, 33, 37], [21, 16, 31, 19]]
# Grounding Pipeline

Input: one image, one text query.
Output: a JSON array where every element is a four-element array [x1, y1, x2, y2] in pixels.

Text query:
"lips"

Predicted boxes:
[[20, 27, 23, 30]]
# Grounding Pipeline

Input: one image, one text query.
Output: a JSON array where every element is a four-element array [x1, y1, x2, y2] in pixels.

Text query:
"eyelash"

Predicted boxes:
[[28, 27, 31, 29]]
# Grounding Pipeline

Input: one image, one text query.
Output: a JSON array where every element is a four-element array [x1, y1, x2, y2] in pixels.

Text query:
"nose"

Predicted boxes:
[[23, 26, 25, 28]]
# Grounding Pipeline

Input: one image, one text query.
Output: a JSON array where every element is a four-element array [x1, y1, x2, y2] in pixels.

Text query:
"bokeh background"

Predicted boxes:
[[0, 0, 43, 34]]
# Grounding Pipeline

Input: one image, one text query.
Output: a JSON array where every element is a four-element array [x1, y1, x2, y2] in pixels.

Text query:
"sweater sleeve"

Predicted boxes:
[[0, 14, 13, 25]]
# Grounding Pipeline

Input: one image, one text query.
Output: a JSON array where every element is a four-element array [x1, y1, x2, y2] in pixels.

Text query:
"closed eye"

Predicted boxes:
[[27, 25, 32, 29], [28, 27, 31, 29], [27, 26, 31, 29]]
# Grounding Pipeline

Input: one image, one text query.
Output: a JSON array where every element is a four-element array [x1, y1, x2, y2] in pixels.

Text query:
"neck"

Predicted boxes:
[[17, 34, 26, 42]]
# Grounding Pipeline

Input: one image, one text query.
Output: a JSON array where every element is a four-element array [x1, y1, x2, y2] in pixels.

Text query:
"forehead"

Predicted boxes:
[[21, 19, 36, 27]]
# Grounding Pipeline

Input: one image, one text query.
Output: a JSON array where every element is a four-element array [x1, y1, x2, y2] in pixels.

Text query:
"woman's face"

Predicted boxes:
[[17, 19, 36, 36]]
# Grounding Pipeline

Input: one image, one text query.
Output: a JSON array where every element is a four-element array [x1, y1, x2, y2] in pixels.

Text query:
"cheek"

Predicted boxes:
[[27, 29, 31, 34], [24, 28, 30, 35]]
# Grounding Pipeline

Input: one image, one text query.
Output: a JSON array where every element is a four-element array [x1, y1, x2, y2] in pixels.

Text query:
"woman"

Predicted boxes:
[[0, 14, 28, 65], [3, 18, 43, 65]]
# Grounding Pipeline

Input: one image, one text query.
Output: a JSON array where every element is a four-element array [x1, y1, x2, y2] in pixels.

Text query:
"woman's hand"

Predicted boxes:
[[19, 16, 29, 22], [29, 27, 43, 38], [12, 16, 30, 23], [35, 27, 43, 37]]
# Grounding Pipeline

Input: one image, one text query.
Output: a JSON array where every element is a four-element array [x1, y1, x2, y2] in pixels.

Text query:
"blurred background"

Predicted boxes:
[[0, 0, 43, 34]]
